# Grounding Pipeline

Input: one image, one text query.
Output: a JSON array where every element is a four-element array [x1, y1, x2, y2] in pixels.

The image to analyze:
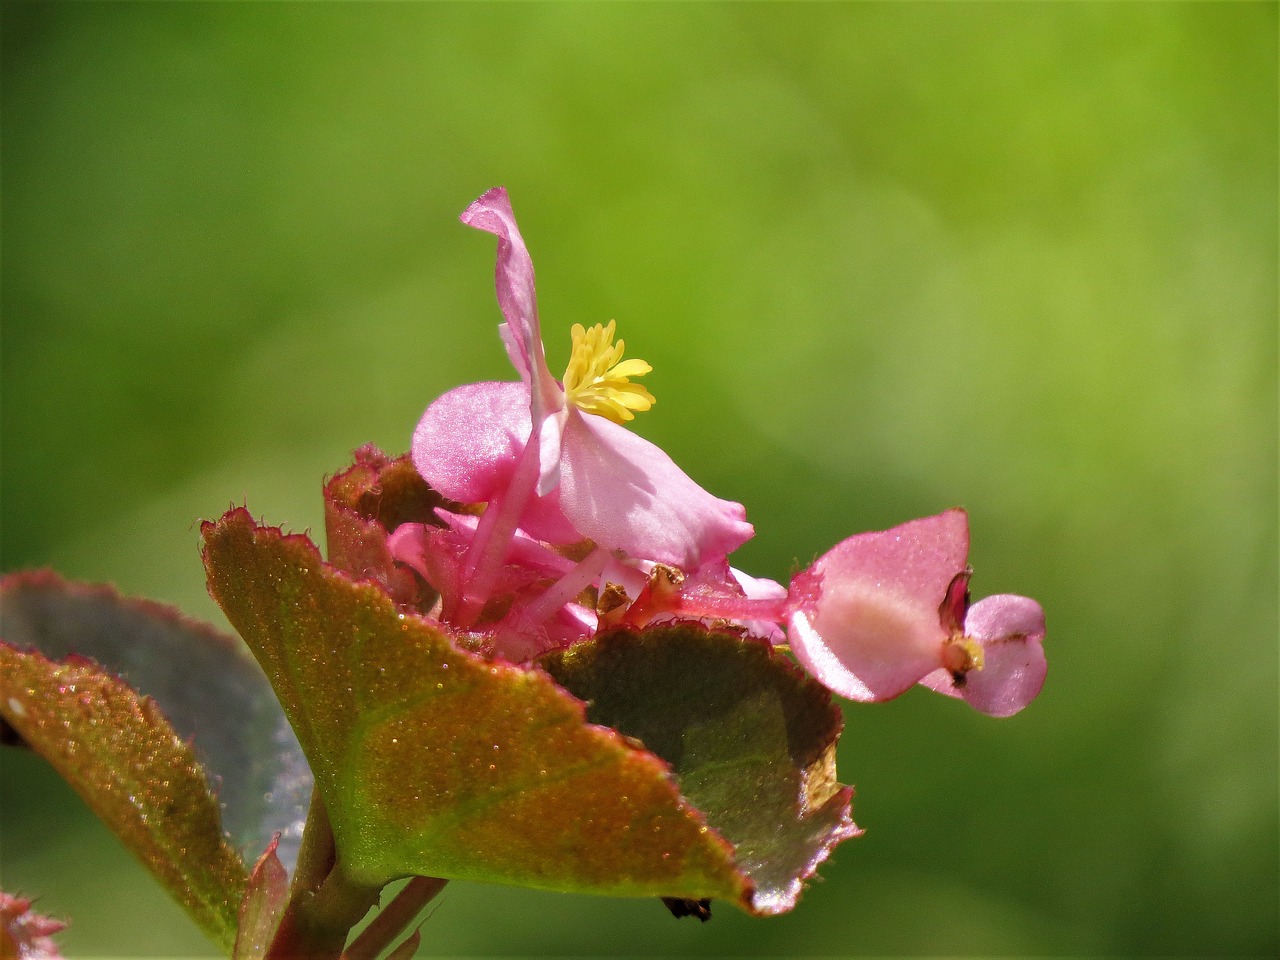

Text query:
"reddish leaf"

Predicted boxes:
[[322, 445, 450, 607], [0, 646, 247, 953], [202, 508, 750, 906], [0, 570, 311, 870], [233, 836, 289, 960]]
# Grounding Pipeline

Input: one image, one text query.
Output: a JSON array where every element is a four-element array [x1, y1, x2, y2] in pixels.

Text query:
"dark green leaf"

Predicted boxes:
[[542, 626, 859, 915]]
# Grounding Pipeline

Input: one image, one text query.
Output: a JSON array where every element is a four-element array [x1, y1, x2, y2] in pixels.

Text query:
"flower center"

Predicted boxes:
[[562, 320, 655, 424], [941, 635, 985, 685]]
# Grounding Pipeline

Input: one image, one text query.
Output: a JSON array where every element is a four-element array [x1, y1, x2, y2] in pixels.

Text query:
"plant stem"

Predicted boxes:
[[342, 877, 448, 960], [265, 792, 381, 960], [291, 792, 337, 901]]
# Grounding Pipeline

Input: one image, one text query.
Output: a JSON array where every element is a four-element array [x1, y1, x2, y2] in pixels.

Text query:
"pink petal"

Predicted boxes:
[[730, 566, 788, 603], [411, 380, 579, 545], [919, 594, 1047, 717], [0, 892, 66, 960], [412, 380, 528, 504], [434, 509, 578, 580], [387, 522, 434, 583], [727, 566, 788, 643], [785, 509, 970, 702], [460, 187, 563, 425], [557, 410, 754, 569]]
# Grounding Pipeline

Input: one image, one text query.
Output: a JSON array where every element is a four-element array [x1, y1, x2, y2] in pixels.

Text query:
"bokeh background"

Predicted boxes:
[[2, 3, 1276, 956]]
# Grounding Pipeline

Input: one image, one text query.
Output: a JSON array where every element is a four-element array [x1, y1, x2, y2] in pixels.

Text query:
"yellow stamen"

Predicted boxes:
[[562, 320, 656, 425], [941, 636, 985, 685]]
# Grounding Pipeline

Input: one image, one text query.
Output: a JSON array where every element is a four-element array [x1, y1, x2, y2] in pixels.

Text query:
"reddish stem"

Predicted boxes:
[[265, 793, 381, 960], [342, 877, 448, 960]]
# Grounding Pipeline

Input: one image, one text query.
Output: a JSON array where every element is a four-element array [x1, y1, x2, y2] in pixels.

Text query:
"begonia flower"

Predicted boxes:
[[411, 187, 753, 626], [785, 509, 1046, 717]]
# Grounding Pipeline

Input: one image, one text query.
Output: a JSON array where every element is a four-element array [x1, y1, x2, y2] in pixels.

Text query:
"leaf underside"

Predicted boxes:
[[542, 626, 859, 915], [0, 644, 247, 954], [202, 508, 751, 906], [0, 570, 312, 870]]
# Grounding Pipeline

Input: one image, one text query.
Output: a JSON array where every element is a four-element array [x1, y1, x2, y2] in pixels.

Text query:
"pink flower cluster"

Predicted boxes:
[[392, 188, 1046, 716]]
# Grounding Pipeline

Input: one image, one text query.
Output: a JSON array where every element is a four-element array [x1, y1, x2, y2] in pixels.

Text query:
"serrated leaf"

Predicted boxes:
[[0, 571, 312, 870], [0, 645, 247, 953], [322, 445, 446, 607], [201, 508, 751, 906], [542, 627, 860, 915]]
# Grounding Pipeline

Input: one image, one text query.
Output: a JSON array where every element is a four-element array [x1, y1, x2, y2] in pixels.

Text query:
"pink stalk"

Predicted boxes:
[[454, 432, 543, 626], [509, 545, 612, 633], [669, 592, 789, 625], [680, 593, 788, 624]]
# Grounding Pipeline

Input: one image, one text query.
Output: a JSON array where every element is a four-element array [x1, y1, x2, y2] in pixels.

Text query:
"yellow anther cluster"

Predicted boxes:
[[562, 320, 656, 424], [941, 635, 986, 678]]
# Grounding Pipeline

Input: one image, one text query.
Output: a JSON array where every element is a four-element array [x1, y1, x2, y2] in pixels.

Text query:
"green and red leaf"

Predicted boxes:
[[0, 571, 311, 868], [202, 508, 749, 905], [0, 645, 247, 953], [322, 445, 450, 607]]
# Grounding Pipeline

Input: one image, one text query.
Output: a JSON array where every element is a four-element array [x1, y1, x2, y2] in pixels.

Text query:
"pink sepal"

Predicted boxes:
[[558, 411, 754, 569], [919, 594, 1047, 717], [784, 510, 968, 702]]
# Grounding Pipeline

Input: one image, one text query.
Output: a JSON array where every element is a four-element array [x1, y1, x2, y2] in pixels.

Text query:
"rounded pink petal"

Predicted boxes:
[[788, 578, 946, 701], [919, 594, 1047, 717], [412, 380, 529, 504], [557, 411, 754, 569], [784, 509, 970, 702], [411, 380, 579, 544], [965, 592, 1046, 644]]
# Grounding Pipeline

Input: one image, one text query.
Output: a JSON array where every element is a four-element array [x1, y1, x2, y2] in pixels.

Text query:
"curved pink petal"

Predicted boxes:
[[557, 411, 754, 569], [728, 566, 788, 643], [919, 594, 1047, 717], [784, 509, 970, 702], [460, 187, 563, 426], [412, 380, 528, 504], [411, 380, 579, 545], [965, 592, 1046, 644], [387, 522, 434, 583]]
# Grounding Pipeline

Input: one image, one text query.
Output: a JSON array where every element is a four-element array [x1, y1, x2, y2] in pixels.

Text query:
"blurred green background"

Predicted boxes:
[[2, 2, 1276, 956]]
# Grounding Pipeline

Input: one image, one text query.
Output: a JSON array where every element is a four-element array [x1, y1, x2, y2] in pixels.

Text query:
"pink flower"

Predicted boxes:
[[411, 187, 753, 626], [785, 509, 1046, 717]]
